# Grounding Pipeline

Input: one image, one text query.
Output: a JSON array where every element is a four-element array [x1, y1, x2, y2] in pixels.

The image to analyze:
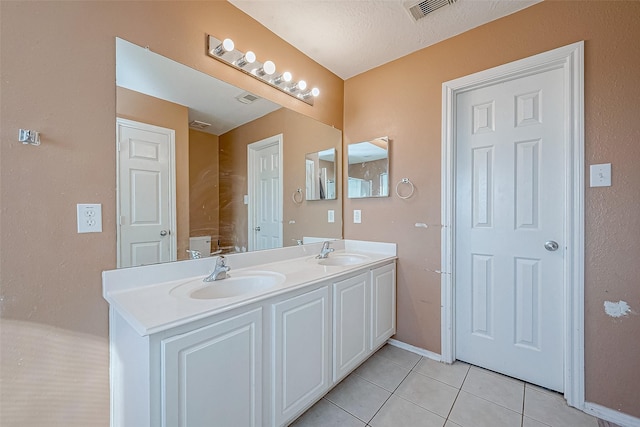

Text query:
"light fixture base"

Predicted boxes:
[[207, 35, 316, 106]]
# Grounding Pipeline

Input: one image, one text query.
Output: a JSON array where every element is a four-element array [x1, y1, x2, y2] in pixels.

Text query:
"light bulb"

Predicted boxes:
[[301, 87, 320, 99], [213, 38, 234, 56], [272, 71, 293, 85], [236, 50, 256, 67], [298, 80, 307, 91], [262, 60, 276, 76]]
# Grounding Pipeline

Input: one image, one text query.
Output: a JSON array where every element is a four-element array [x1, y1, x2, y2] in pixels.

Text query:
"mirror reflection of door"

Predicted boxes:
[[305, 148, 337, 201], [248, 135, 283, 251], [116, 118, 177, 267]]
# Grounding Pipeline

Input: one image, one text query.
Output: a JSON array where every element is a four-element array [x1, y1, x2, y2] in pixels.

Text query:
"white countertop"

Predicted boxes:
[[103, 240, 396, 336]]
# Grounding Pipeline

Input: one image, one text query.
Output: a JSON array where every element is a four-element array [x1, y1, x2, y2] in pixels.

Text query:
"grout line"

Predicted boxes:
[[444, 364, 471, 422]]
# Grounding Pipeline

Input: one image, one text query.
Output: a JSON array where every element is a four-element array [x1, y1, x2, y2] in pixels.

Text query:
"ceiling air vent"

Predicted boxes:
[[406, 0, 457, 21], [236, 92, 260, 105], [189, 120, 211, 130]]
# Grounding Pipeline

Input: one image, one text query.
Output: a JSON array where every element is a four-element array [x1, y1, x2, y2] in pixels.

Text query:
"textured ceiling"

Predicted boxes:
[[229, 0, 541, 79]]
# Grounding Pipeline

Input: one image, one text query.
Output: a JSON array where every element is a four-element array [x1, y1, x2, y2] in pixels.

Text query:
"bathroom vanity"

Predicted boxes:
[[103, 240, 396, 427]]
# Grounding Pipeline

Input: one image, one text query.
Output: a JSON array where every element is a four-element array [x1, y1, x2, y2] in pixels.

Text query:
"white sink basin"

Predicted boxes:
[[171, 271, 286, 300], [316, 253, 371, 266]]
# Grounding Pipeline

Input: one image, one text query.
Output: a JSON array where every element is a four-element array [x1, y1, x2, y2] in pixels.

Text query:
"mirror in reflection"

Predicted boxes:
[[347, 137, 389, 198], [115, 38, 342, 268], [305, 148, 337, 201]]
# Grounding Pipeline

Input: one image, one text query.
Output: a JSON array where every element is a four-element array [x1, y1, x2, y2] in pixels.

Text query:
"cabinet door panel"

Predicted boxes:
[[333, 273, 369, 381], [371, 263, 396, 350], [161, 308, 262, 427], [272, 287, 329, 426]]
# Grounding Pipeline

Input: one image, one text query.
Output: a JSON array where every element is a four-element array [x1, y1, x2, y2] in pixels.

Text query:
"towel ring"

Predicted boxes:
[[292, 188, 303, 204], [395, 178, 415, 199]]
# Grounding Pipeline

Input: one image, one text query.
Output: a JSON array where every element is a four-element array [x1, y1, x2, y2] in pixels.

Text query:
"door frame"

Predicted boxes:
[[440, 42, 584, 408], [115, 118, 177, 267], [247, 134, 283, 251]]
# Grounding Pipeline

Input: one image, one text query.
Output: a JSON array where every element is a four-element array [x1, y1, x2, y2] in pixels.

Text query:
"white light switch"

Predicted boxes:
[[328, 210, 335, 223], [590, 163, 612, 187], [77, 204, 102, 233], [353, 210, 362, 224]]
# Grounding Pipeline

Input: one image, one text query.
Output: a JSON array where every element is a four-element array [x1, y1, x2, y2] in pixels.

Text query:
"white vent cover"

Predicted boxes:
[[189, 120, 211, 130], [236, 92, 260, 104], [406, 0, 457, 21]]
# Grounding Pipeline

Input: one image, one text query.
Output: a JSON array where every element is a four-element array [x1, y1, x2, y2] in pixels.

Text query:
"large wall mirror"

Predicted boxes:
[[115, 38, 342, 268], [305, 148, 337, 201], [347, 137, 389, 198]]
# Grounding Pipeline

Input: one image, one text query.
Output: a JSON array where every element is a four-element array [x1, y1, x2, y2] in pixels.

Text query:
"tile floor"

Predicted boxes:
[[291, 344, 600, 427]]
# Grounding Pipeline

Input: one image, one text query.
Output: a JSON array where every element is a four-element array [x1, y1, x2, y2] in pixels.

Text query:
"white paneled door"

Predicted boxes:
[[116, 118, 176, 268], [248, 135, 283, 251], [455, 67, 565, 392]]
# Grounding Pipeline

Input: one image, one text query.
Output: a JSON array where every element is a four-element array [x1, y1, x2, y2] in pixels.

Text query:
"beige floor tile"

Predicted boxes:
[[374, 344, 422, 369], [413, 358, 470, 389], [444, 422, 463, 427], [525, 382, 561, 397], [369, 395, 446, 427], [523, 416, 551, 427], [461, 366, 524, 413], [353, 354, 410, 392], [524, 387, 599, 427], [324, 373, 391, 423], [290, 398, 366, 427], [395, 371, 459, 418], [448, 391, 522, 427]]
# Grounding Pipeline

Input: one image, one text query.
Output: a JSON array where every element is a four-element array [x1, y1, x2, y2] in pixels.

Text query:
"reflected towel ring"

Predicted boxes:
[[395, 178, 415, 199], [292, 188, 303, 204]]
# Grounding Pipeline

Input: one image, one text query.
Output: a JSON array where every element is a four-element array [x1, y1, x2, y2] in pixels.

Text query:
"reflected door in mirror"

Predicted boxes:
[[305, 148, 337, 201]]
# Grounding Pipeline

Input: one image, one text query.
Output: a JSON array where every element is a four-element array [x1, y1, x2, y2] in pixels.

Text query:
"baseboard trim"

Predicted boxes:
[[386, 339, 442, 362], [585, 402, 640, 427]]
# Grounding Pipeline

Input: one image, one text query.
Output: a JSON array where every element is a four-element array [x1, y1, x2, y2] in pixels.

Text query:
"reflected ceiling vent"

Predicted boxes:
[[236, 92, 261, 105], [405, 0, 457, 21], [189, 120, 211, 130]]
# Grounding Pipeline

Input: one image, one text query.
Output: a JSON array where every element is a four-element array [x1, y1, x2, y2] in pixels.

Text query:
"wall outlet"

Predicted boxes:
[[590, 163, 612, 187], [77, 204, 102, 233], [353, 210, 362, 224], [328, 210, 335, 223]]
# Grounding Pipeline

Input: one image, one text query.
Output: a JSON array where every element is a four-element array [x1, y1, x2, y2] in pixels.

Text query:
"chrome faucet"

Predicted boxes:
[[186, 249, 202, 259], [203, 256, 231, 282], [316, 241, 335, 259]]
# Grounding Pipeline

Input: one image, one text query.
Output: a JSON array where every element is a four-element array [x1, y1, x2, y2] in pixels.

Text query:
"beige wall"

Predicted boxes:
[[189, 129, 220, 251], [0, 2, 342, 426], [343, 0, 640, 417], [116, 86, 191, 260], [219, 108, 342, 250]]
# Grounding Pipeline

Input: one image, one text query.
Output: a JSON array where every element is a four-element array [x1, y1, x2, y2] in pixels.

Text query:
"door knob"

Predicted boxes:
[[254, 226, 261, 232], [544, 240, 559, 251], [160, 230, 168, 237]]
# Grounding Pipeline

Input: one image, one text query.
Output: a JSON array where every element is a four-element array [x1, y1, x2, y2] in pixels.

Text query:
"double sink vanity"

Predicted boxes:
[[103, 239, 397, 426]]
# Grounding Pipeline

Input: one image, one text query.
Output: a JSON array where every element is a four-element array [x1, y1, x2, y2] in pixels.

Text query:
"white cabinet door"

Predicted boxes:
[[333, 272, 369, 382], [370, 263, 396, 350], [161, 308, 262, 427], [272, 287, 330, 426]]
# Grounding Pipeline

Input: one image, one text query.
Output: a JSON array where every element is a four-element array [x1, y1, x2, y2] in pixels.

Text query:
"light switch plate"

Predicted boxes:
[[590, 163, 612, 187], [77, 204, 102, 233], [353, 210, 362, 224], [328, 210, 335, 223]]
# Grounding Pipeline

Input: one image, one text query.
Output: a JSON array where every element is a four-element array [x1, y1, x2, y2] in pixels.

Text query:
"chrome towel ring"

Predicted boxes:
[[292, 188, 303, 204], [395, 178, 415, 199]]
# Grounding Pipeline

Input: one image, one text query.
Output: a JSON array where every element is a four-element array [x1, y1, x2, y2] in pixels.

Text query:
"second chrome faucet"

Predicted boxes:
[[316, 241, 335, 259], [204, 256, 231, 282]]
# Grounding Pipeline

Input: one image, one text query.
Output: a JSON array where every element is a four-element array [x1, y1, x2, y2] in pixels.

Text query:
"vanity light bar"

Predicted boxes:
[[206, 35, 319, 106]]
